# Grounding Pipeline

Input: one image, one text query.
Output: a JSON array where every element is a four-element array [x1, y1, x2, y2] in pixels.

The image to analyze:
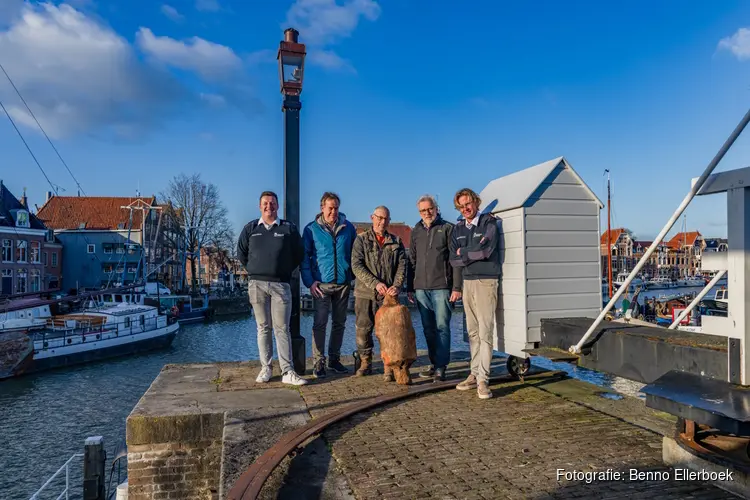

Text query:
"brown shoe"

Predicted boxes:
[[355, 355, 372, 377], [456, 374, 477, 391], [477, 381, 492, 399]]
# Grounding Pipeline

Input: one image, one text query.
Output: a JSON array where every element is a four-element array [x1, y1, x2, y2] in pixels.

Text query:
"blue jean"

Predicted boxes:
[[415, 289, 452, 369]]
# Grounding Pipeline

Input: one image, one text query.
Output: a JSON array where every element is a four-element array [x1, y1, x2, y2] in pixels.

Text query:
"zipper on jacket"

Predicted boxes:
[[332, 229, 338, 284]]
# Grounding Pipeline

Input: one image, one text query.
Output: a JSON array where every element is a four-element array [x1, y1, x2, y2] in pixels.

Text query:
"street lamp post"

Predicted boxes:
[[278, 27, 307, 375]]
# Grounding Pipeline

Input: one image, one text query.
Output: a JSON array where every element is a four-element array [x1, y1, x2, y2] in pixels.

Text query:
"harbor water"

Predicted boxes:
[[0, 286, 715, 498]]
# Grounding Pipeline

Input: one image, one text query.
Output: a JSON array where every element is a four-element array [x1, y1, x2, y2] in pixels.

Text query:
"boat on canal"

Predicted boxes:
[[1, 301, 179, 379]]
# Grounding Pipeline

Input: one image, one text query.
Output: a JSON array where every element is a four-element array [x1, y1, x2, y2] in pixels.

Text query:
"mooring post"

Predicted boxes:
[[83, 436, 105, 500]]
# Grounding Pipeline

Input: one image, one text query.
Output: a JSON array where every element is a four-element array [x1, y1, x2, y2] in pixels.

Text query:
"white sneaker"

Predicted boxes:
[[282, 371, 308, 386], [256, 366, 272, 383]]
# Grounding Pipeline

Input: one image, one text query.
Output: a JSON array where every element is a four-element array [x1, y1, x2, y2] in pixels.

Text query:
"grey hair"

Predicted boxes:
[[372, 205, 390, 218], [416, 194, 438, 209]]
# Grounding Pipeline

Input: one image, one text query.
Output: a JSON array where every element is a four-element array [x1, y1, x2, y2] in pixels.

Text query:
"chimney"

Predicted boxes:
[[20, 187, 27, 208], [46, 191, 53, 203]]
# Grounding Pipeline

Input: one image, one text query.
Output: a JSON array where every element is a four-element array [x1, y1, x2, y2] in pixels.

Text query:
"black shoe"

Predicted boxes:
[[433, 367, 446, 382], [313, 359, 327, 378], [328, 359, 349, 374], [419, 365, 435, 378]]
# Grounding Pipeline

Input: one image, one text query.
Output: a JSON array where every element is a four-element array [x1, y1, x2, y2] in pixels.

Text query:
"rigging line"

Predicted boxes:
[[0, 62, 85, 196], [0, 98, 57, 195]]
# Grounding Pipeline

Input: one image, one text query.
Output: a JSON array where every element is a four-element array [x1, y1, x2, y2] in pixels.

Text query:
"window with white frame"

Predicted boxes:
[[16, 240, 27, 262], [87, 244, 95, 254], [30, 241, 40, 263], [1, 240, 11, 262], [30, 269, 40, 292], [51, 252, 58, 267], [16, 268, 27, 294]]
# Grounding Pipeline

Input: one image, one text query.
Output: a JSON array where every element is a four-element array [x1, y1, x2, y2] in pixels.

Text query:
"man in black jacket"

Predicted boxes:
[[407, 195, 462, 382], [449, 188, 501, 400], [237, 191, 307, 387]]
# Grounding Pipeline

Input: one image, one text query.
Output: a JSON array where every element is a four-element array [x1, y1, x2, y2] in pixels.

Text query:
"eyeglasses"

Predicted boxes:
[[457, 203, 474, 210], [372, 214, 389, 222], [419, 207, 435, 214]]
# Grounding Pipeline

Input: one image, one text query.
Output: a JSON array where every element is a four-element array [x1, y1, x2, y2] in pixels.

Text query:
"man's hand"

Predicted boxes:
[[449, 290, 462, 302], [386, 286, 399, 296], [376, 282, 388, 296], [456, 247, 461, 256], [310, 281, 324, 298], [407, 292, 415, 304]]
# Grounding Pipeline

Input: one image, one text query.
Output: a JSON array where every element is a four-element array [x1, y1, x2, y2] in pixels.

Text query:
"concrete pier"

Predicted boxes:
[[125, 352, 737, 499]]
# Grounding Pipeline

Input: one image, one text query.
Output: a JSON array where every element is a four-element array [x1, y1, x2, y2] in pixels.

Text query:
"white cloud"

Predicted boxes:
[[161, 4, 184, 23], [308, 48, 354, 72], [200, 93, 226, 107], [286, 0, 380, 45], [0, 2, 186, 139], [718, 27, 750, 60], [0, 2, 262, 140], [284, 0, 380, 72], [195, 0, 221, 12], [136, 27, 243, 81]]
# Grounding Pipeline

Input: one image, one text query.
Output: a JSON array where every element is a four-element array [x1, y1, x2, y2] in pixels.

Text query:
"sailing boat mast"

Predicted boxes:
[[605, 169, 613, 298]]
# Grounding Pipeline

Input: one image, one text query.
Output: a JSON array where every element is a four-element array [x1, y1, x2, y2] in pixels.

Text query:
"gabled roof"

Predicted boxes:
[[666, 231, 702, 249], [353, 222, 412, 248], [0, 181, 47, 230], [479, 156, 604, 214], [37, 196, 156, 231], [600, 228, 627, 246]]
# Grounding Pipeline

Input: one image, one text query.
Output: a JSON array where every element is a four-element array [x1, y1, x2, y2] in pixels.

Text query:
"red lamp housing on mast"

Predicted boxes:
[[277, 28, 306, 96]]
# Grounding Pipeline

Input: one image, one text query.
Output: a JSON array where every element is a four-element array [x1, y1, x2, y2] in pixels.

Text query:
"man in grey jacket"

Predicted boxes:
[[407, 195, 462, 382], [351, 205, 407, 378]]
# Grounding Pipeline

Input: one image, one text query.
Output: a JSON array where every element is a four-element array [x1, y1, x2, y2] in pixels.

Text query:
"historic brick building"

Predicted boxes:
[[0, 182, 61, 296]]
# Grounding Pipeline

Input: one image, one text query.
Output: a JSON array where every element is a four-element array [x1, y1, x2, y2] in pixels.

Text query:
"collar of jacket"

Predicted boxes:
[[364, 227, 398, 244], [315, 212, 348, 233], [415, 215, 445, 230]]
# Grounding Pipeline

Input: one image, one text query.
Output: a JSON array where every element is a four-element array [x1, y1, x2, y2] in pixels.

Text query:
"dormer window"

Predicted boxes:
[[14, 210, 29, 228]]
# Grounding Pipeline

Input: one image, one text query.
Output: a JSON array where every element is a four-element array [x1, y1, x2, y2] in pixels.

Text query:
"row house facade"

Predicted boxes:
[[0, 182, 62, 297], [600, 228, 635, 278], [600, 227, 708, 280], [665, 231, 705, 278], [37, 195, 185, 293]]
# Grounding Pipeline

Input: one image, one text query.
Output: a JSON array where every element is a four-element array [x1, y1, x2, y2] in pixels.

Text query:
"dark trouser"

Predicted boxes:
[[354, 296, 382, 358], [312, 283, 351, 363], [415, 289, 452, 369]]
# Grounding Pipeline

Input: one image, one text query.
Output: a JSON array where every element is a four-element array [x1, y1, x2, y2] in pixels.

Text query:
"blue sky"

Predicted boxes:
[[2, 0, 750, 241]]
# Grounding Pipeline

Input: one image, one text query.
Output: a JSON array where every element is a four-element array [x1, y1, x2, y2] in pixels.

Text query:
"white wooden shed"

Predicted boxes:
[[477, 156, 604, 362]]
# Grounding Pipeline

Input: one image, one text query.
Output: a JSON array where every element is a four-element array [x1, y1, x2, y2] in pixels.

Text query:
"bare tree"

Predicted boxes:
[[160, 173, 232, 292]]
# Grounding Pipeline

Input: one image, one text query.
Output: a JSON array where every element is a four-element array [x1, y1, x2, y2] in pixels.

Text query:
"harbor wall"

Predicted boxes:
[[211, 296, 251, 317]]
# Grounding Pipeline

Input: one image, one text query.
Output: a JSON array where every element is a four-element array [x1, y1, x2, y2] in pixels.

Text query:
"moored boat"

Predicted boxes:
[[1, 301, 178, 379]]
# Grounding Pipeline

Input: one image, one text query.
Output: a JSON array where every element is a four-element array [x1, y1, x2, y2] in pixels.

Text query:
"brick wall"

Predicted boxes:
[[126, 440, 222, 499]]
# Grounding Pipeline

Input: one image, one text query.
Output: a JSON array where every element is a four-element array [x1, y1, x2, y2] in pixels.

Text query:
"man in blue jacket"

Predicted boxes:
[[301, 192, 358, 378]]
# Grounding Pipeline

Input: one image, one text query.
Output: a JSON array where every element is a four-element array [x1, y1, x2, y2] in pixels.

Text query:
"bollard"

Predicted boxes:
[[83, 436, 105, 500]]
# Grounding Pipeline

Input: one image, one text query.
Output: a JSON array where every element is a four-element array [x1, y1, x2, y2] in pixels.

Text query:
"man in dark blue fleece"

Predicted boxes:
[[301, 192, 357, 378], [237, 191, 307, 386], [449, 188, 501, 399]]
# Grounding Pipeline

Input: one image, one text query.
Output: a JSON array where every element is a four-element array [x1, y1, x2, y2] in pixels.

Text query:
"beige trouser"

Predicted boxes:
[[462, 278, 498, 383]]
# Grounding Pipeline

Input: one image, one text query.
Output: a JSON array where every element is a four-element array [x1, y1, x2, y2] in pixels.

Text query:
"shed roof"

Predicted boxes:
[[478, 156, 604, 214]]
